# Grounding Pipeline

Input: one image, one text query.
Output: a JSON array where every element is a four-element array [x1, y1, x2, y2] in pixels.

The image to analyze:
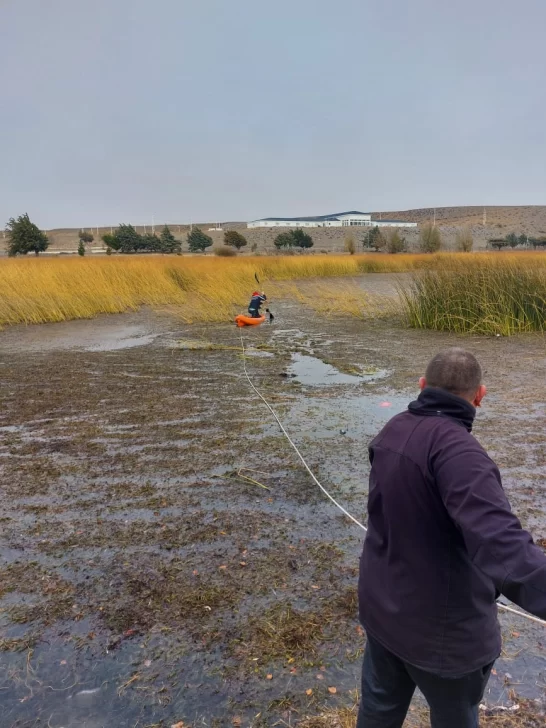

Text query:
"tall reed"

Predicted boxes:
[[400, 261, 546, 335], [0, 252, 545, 329]]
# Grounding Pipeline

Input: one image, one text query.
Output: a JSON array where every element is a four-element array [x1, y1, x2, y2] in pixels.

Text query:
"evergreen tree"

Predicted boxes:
[[101, 232, 118, 250], [292, 228, 313, 249], [113, 224, 143, 253], [273, 228, 313, 249], [78, 239, 86, 256], [224, 230, 248, 250], [274, 231, 293, 249], [142, 233, 161, 252], [160, 225, 181, 253], [6, 213, 49, 256], [187, 227, 213, 253]]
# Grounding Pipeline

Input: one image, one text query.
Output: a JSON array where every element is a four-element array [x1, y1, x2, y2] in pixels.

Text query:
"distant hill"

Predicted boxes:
[[371, 205, 546, 231], [2, 206, 546, 254]]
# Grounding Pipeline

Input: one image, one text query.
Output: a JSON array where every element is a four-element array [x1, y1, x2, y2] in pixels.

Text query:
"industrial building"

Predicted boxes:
[[247, 211, 417, 229]]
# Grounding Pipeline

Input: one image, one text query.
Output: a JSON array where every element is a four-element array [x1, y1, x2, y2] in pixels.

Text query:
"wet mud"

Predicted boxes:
[[0, 303, 545, 727]]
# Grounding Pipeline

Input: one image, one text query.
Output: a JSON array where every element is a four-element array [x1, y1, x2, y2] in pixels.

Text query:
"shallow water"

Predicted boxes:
[[288, 352, 389, 386]]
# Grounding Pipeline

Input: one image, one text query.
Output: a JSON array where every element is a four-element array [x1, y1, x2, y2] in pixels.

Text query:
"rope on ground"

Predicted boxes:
[[237, 330, 546, 628], [239, 331, 367, 531]]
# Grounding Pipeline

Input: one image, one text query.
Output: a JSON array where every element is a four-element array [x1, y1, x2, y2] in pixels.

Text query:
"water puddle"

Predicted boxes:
[[287, 353, 388, 386], [84, 329, 158, 351]]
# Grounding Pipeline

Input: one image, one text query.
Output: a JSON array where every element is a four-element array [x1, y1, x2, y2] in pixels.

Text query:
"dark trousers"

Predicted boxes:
[[357, 635, 493, 728]]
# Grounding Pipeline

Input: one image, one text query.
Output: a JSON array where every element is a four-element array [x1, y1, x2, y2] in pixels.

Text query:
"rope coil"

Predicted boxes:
[[238, 331, 546, 628]]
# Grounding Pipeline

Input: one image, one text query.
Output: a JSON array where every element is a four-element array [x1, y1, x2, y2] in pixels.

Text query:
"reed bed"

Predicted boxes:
[[400, 260, 546, 335], [0, 252, 545, 329]]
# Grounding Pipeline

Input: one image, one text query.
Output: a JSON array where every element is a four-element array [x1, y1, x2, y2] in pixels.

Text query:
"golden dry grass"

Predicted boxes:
[[0, 252, 545, 328]]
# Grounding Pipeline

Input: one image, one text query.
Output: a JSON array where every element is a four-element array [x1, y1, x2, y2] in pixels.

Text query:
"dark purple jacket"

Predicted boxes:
[[359, 387, 546, 677]]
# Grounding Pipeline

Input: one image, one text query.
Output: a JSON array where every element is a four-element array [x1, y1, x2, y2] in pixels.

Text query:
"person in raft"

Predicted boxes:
[[248, 291, 267, 318], [357, 348, 546, 728]]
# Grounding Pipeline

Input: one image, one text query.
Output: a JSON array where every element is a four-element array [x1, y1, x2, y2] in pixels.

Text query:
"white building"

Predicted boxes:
[[247, 211, 416, 229]]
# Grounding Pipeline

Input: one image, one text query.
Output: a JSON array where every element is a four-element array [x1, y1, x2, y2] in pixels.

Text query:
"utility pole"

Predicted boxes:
[[152, 215, 155, 235]]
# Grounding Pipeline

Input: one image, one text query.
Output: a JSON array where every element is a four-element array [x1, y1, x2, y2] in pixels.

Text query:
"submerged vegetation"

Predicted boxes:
[[0, 252, 545, 333]]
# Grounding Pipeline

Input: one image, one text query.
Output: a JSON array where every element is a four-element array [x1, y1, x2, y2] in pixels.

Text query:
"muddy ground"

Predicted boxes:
[[0, 297, 545, 727]]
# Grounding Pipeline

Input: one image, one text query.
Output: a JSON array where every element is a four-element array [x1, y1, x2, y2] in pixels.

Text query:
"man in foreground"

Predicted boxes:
[[357, 348, 546, 727]]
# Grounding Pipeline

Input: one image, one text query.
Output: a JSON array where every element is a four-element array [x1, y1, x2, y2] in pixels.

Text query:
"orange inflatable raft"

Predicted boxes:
[[235, 314, 265, 327]]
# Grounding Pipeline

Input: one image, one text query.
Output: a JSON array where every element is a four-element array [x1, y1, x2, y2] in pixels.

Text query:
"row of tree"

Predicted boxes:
[[99, 224, 182, 254], [488, 232, 546, 250], [3, 213, 255, 256], [7, 213, 546, 257]]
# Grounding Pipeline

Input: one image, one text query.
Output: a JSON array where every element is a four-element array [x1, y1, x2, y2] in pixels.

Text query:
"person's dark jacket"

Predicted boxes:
[[358, 387, 546, 677]]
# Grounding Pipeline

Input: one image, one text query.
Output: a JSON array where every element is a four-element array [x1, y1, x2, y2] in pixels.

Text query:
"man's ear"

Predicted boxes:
[[419, 377, 427, 391], [473, 384, 487, 408]]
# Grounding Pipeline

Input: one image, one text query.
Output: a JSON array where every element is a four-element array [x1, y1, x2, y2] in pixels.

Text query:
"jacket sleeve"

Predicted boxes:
[[435, 442, 546, 619]]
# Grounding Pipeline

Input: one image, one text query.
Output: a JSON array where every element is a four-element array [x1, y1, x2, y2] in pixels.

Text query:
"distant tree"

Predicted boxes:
[[274, 231, 294, 249], [159, 225, 181, 254], [385, 229, 406, 254], [142, 233, 161, 252], [363, 225, 385, 251], [488, 238, 509, 250], [505, 232, 518, 248], [6, 213, 49, 256], [77, 239, 86, 256], [274, 228, 313, 250], [419, 223, 442, 253], [224, 230, 248, 250], [113, 224, 143, 253], [344, 234, 356, 255], [79, 230, 94, 244], [518, 234, 527, 248], [292, 228, 313, 249], [455, 227, 473, 252], [101, 232, 117, 249], [187, 227, 213, 253], [250, 242, 258, 253], [105, 246, 113, 256]]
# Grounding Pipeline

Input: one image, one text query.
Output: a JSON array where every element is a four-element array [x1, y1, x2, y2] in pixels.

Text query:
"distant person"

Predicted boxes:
[[248, 291, 267, 318], [357, 348, 546, 728]]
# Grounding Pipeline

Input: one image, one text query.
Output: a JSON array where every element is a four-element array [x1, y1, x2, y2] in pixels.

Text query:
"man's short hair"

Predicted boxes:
[[425, 348, 482, 397]]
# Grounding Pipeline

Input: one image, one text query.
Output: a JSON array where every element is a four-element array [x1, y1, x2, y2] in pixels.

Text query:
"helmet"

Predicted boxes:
[[252, 291, 260, 296]]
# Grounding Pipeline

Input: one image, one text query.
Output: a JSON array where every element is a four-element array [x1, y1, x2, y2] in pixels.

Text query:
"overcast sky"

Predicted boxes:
[[1, 0, 545, 228]]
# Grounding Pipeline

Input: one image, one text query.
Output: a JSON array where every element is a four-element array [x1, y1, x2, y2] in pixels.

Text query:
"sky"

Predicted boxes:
[[1, 0, 546, 229]]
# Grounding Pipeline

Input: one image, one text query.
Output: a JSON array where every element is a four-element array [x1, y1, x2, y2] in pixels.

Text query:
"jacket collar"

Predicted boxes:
[[408, 387, 476, 432]]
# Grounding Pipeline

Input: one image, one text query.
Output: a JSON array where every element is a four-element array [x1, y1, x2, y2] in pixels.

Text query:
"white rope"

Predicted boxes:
[[238, 330, 546, 628], [239, 331, 367, 531]]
